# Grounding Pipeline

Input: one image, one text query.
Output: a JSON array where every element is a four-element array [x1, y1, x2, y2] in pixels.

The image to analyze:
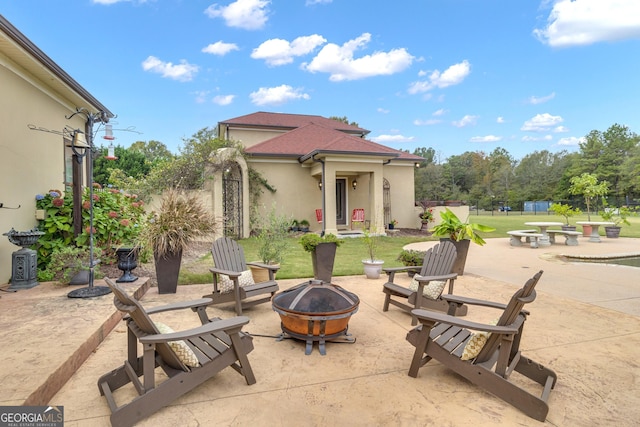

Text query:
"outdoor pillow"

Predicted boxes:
[[409, 277, 447, 300], [460, 319, 499, 361], [219, 269, 255, 294], [154, 321, 200, 368]]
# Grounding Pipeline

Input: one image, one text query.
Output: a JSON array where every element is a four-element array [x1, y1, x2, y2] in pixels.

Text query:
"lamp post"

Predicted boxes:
[[66, 108, 112, 298]]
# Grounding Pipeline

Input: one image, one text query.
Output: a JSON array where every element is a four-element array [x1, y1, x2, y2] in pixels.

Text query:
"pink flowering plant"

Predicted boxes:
[[35, 186, 147, 272]]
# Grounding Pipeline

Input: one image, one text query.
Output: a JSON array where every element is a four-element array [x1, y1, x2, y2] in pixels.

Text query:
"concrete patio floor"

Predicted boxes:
[[1, 237, 639, 426]]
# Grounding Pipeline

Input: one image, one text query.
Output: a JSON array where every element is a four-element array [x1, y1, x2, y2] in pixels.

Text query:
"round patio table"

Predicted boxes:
[[524, 222, 564, 246], [576, 221, 614, 243]]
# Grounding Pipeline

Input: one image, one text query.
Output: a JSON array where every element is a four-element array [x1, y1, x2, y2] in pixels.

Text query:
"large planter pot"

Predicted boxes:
[[311, 242, 337, 283], [154, 250, 183, 294], [249, 263, 279, 282], [441, 238, 471, 276], [581, 224, 592, 237], [115, 247, 139, 283], [362, 259, 384, 279], [605, 226, 621, 238]]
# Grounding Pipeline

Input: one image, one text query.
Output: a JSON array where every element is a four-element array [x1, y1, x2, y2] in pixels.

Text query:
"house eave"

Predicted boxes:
[[299, 150, 399, 163]]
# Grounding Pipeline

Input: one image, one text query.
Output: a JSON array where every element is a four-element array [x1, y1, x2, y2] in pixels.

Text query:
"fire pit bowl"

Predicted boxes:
[[272, 280, 359, 354]]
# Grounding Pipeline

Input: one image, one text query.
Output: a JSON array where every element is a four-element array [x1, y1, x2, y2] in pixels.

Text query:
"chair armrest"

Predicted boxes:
[[246, 262, 280, 272], [140, 316, 251, 344], [441, 294, 508, 310], [413, 272, 457, 282], [145, 298, 213, 315], [411, 309, 519, 334], [383, 266, 421, 274], [209, 267, 241, 277]]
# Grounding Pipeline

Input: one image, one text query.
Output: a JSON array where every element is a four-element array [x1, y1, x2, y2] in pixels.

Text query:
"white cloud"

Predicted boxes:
[[432, 108, 448, 117], [213, 94, 235, 105], [496, 116, 505, 123], [249, 84, 310, 106], [305, 0, 331, 5], [452, 115, 478, 128], [528, 92, 556, 105], [408, 60, 471, 94], [414, 119, 441, 126], [554, 125, 569, 133], [522, 135, 553, 142], [469, 135, 502, 143], [520, 113, 564, 132], [251, 35, 326, 66], [534, 0, 640, 47], [302, 33, 414, 81], [371, 134, 415, 143], [194, 91, 209, 103], [557, 136, 585, 146], [377, 108, 390, 114], [205, 0, 270, 30], [202, 41, 239, 56], [141, 56, 198, 81]]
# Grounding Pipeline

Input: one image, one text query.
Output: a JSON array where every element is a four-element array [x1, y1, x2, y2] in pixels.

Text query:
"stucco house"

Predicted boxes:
[[213, 112, 425, 238], [0, 15, 113, 284]]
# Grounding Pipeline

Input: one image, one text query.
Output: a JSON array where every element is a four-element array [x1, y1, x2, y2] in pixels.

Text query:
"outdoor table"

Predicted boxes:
[[576, 221, 614, 243], [524, 222, 564, 246]]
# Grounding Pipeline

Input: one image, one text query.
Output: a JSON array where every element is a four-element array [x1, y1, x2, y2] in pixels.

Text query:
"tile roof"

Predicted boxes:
[[244, 122, 424, 162], [219, 111, 369, 135]]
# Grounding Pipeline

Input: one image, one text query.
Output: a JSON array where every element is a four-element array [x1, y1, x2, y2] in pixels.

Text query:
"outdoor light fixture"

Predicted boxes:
[[66, 108, 112, 299], [352, 179, 357, 190], [318, 180, 322, 190], [415, 162, 421, 168]]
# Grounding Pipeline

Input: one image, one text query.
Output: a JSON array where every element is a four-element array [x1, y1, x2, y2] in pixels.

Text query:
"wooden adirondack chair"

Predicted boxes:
[[406, 270, 557, 422], [382, 241, 464, 324], [98, 278, 256, 427], [351, 208, 365, 229], [203, 236, 279, 315]]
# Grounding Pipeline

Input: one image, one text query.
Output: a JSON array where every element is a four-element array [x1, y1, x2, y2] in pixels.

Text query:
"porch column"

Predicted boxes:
[[368, 166, 386, 235], [323, 162, 338, 235]]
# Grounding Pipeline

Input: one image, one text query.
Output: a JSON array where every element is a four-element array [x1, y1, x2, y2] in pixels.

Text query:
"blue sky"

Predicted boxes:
[[3, 0, 640, 160]]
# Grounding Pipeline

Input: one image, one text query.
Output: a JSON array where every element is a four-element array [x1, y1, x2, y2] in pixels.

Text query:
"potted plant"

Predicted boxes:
[[600, 204, 632, 238], [549, 203, 582, 231], [361, 229, 384, 279], [418, 201, 434, 231], [299, 233, 343, 283], [298, 219, 310, 232], [290, 219, 300, 232], [252, 206, 291, 282], [430, 208, 495, 275], [140, 189, 215, 294], [389, 219, 398, 230], [397, 249, 426, 277]]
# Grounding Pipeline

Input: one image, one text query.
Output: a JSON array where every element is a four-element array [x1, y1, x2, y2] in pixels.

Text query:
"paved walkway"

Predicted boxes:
[[1, 237, 639, 426]]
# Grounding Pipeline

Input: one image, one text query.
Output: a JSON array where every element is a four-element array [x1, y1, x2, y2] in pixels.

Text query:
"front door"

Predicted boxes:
[[336, 178, 346, 226]]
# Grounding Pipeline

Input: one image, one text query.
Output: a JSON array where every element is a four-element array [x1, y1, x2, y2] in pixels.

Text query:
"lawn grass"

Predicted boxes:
[[178, 212, 640, 284]]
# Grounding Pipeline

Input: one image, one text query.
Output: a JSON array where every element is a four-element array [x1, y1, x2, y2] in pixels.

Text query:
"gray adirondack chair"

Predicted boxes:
[[98, 278, 256, 427], [203, 236, 280, 315], [406, 270, 557, 422], [382, 240, 465, 324]]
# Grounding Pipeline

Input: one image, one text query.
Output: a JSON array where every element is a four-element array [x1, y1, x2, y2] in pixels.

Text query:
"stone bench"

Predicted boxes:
[[547, 230, 582, 246], [507, 230, 544, 248]]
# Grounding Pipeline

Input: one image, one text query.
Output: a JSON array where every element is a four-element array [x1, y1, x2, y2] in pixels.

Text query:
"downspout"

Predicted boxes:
[[312, 154, 326, 236]]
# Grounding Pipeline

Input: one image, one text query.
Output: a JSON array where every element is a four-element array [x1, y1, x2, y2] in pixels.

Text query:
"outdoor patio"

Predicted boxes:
[[1, 237, 639, 426]]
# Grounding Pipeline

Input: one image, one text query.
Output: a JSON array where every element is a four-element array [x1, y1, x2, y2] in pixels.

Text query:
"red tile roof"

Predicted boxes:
[[244, 122, 424, 162], [220, 111, 369, 135]]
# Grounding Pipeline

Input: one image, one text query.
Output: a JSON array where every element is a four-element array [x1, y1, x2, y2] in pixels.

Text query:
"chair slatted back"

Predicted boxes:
[[352, 208, 365, 222], [212, 237, 247, 273], [474, 270, 542, 363], [104, 278, 186, 371], [419, 241, 457, 277], [315, 209, 323, 223]]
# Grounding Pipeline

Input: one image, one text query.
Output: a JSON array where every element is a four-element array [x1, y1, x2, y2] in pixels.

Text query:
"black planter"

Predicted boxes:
[[441, 238, 471, 276], [561, 225, 577, 231], [605, 226, 621, 238], [115, 247, 139, 283], [154, 250, 183, 294], [311, 242, 337, 283]]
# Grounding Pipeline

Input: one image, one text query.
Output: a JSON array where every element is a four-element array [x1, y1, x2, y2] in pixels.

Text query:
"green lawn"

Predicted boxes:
[[179, 213, 640, 284]]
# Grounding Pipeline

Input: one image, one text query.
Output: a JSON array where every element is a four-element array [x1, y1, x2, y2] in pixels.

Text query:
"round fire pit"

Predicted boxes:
[[272, 280, 359, 355]]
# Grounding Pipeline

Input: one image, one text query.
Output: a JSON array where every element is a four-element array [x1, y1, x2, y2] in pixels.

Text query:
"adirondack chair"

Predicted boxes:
[[98, 278, 256, 427], [315, 208, 323, 224], [351, 208, 365, 229], [203, 236, 279, 315], [405, 270, 557, 422], [382, 241, 464, 324]]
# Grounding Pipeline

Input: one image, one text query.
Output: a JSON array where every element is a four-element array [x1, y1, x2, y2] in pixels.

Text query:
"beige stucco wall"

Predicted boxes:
[[223, 127, 287, 148], [0, 52, 86, 284]]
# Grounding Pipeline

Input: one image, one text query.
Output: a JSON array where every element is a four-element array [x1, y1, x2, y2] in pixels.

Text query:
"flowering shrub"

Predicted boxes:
[[35, 187, 147, 270], [419, 208, 434, 223]]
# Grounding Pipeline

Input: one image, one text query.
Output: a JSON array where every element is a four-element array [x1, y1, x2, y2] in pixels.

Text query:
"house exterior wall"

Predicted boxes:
[[222, 127, 287, 148], [0, 49, 86, 284]]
